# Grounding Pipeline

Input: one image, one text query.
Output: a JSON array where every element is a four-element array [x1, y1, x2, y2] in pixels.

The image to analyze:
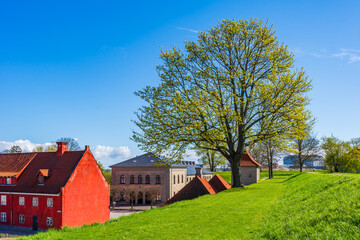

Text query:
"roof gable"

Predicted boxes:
[[209, 174, 231, 193]]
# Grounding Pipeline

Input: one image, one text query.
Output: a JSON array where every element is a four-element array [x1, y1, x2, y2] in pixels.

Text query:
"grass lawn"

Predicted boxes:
[[21, 171, 360, 239]]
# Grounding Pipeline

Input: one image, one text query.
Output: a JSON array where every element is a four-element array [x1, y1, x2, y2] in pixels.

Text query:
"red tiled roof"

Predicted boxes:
[[167, 176, 216, 204], [0, 153, 36, 177], [241, 151, 261, 167], [209, 174, 231, 193], [0, 151, 84, 194], [198, 177, 216, 195]]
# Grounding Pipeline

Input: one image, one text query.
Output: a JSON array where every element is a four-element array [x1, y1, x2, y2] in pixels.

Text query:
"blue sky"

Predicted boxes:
[[0, 0, 359, 167]]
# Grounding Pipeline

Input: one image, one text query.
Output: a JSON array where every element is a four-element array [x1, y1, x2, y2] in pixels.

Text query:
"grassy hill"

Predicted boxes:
[[21, 171, 360, 239]]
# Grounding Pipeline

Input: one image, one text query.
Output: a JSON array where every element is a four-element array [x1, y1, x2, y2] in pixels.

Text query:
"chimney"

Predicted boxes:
[[195, 167, 202, 178], [56, 142, 68, 156], [85, 145, 90, 151]]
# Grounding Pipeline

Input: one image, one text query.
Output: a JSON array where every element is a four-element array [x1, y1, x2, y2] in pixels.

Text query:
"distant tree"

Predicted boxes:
[[56, 137, 81, 151], [96, 160, 105, 172], [196, 149, 227, 172], [260, 138, 285, 178], [10, 145, 22, 153], [321, 136, 360, 172], [45, 143, 57, 152], [32, 146, 44, 152], [132, 19, 312, 187], [291, 135, 319, 172]]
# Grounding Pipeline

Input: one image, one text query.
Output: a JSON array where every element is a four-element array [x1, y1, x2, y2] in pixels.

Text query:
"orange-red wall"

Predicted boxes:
[[61, 150, 110, 228]]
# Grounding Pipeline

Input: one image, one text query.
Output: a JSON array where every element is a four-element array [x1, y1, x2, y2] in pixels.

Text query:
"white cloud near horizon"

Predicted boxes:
[[92, 145, 132, 168], [0, 139, 132, 169], [0, 139, 54, 153]]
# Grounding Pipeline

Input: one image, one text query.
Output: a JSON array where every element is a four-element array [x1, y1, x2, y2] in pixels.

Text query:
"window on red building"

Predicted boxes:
[[130, 175, 135, 184], [138, 175, 142, 184], [1, 212, 6, 222], [19, 196, 25, 206], [47, 198, 53, 208], [1, 195, 6, 205], [145, 175, 150, 184], [46, 217, 53, 226], [32, 197, 38, 207], [19, 214, 25, 224]]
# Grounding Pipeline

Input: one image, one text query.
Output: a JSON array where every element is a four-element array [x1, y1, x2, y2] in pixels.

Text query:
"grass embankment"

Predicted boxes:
[[22, 173, 288, 240], [256, 172, 360, 239], [22, 171, 360, 239]]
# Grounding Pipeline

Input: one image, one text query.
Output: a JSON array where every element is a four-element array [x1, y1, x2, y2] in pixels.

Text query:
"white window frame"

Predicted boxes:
[[19, 214, 25, 224], [19, 196, 25, 206], [6, 178, 11, 184], [47, 198, 53, 208], [46, 217, 53, 226], [1, 195, 6, 205], [1, 212, 6, 222], [32, 197, 39, 207]]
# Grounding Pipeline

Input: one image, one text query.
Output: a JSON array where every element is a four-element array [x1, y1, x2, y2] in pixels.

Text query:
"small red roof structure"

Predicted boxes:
[[208, 174, 231, 193], [241, 151, 261, 167], [167, 174, 230, 204], [167, 176, 216, 204]]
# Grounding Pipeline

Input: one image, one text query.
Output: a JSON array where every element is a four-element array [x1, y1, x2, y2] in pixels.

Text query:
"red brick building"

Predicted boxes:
[[0, 142, 109, 230]]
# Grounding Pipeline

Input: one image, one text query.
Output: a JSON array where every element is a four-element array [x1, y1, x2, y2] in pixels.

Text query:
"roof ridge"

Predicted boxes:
[[197, 176, 216, 195], [243, 151, 261, 166]]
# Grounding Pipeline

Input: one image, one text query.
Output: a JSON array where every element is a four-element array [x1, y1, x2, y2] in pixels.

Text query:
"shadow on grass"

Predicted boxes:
[[281, 173, 303, 182]]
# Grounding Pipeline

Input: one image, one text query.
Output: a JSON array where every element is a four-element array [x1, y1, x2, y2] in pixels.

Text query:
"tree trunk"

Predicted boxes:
[[231, 155, 242, 187], [299, 163, 303, 172], [269, 161, 273, 179]]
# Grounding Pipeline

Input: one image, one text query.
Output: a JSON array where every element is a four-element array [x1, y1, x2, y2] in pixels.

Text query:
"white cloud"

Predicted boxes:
[[0, 139, 132, 169], [293, 47, 360, 63], [175, 26, 199, 33], [92, 145, 132, 168], [0, 139, 53, 153]]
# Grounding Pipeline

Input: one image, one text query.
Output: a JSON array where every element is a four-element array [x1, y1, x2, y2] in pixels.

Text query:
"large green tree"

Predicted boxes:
[[133, 19, 312, 187]]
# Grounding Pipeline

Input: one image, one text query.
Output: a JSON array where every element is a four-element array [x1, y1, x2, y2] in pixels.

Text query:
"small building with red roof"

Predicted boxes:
[[0, 142, 109, 230], [239, 151, 261, 185]]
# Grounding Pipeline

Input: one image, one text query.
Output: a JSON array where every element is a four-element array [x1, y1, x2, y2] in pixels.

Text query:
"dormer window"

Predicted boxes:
[[37, 169, 51, 185]]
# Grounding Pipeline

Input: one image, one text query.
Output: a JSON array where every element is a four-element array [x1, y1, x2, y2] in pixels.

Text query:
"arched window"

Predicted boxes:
[[145, 175, 150, 184], [173, 175, 176, 184], [120, 175, 125, 184], [138, 175, 142, 184], [156, 175, 161, 184], [177, 175, 180, 184], [181, 175, 184, 183], [130, 175, 135, 184]]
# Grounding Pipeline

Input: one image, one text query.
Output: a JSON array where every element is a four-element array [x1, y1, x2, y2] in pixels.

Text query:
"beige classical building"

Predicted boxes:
[[110, 153, 213, 204]]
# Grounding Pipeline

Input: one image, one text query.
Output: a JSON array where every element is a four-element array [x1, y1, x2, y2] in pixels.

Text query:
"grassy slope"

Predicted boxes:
[[21, 171, 360, 239], [22, 174, 287, 240], [256, 172, 360, 239]]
